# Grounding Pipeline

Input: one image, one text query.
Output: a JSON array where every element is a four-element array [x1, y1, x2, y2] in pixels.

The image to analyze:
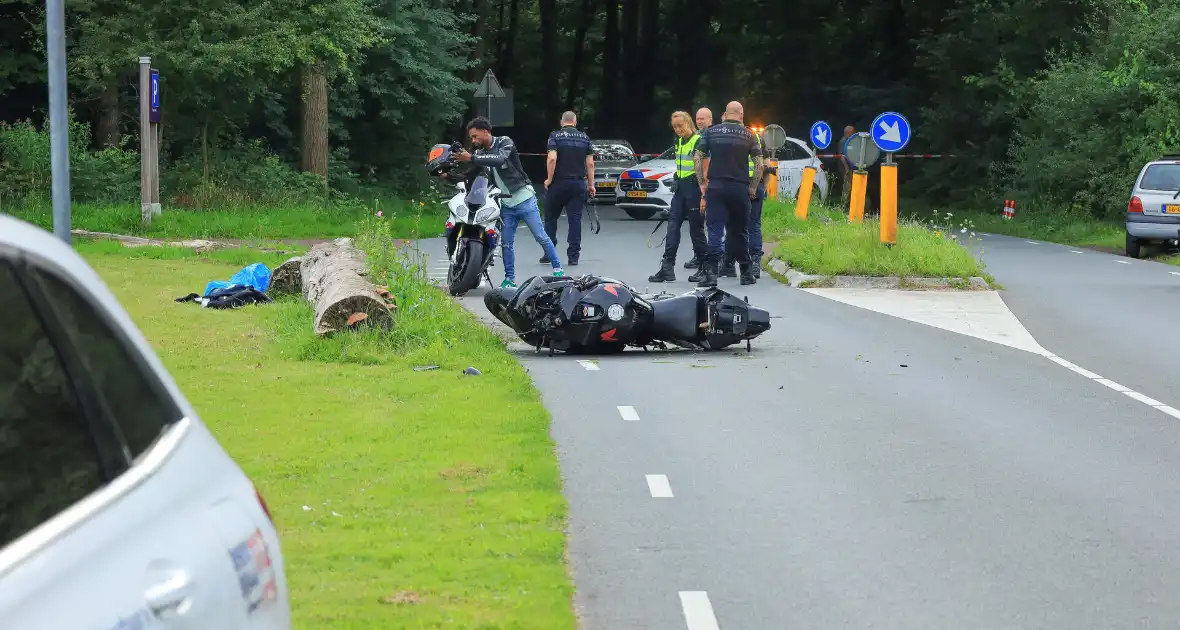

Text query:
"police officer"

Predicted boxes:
[[648, 110, 707, 283], [719, 130, 768, 278], [693, 101, 762, 287], [682, 107, 714, 273], [541, 111, 595, 266]]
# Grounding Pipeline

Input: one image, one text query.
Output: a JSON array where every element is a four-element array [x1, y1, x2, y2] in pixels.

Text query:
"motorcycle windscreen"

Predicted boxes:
[[464, 175, 490, 208]]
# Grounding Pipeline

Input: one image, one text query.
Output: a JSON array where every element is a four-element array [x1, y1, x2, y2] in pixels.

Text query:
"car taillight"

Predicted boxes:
[[1128, 196, 1143, 213], [255, 485, 274, 525]]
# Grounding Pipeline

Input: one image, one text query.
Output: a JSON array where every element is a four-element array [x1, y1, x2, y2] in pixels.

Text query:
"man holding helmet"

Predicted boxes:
[[450, 116, 564, 288]]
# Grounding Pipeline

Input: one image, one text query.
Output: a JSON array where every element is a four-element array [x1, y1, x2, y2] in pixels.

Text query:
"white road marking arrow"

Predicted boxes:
[[879, 120, 901, 142], [815, 127, 828, 145]]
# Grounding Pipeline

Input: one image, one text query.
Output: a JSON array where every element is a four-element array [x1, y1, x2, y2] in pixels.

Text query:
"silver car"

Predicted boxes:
[[1126, 156, 1180, 257], [590, 139, 638, 203], [0, 215, 291, 629]]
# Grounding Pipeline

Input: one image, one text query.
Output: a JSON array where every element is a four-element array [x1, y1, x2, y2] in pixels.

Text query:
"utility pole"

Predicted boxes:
[[46, 0, 71, 244]]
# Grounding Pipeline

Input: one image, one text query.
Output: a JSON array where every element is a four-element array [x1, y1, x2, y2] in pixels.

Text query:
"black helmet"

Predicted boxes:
[[426, 143, 453, 175]]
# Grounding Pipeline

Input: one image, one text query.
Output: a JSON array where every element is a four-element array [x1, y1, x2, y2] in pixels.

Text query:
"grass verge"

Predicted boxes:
[[4, 198, 439, 241], [763, 200, 985, 279], [82, 231, 575, 628]]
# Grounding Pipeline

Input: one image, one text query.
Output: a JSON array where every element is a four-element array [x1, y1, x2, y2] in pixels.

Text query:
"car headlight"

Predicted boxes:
[[661, 179, 672, 189]]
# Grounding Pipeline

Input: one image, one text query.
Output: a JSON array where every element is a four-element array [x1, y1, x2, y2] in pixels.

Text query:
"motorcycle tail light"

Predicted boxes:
[[486, 227, 496, 236], [445, 221, 454, 230]]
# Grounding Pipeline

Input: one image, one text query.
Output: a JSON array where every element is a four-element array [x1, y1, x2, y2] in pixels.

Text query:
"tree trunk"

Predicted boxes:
[[201, 119, 210, 183], [564, 0, 595, 111], [300, 238, 396, 336], [537, 0, 558, 121], [469, 0, 492, 82], [601, 1, 620, 134], [672, 0, 707, 107], [498, 0, 519, 86], [270, 257, 304, 295], [95, 82, 120, 149], [301, 61, 330, 187]]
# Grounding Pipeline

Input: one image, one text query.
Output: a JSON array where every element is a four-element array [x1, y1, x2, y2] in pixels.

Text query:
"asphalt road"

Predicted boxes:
[[975, 234, 1180, 411], [420, 206, 1180, 629]]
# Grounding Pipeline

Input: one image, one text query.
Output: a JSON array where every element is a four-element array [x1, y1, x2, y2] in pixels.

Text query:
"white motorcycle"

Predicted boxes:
[[442, 174, 505, 296]]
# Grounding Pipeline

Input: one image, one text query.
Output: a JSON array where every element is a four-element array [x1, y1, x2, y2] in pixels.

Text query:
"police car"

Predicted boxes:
[[589, 139, 638, 203], [615, 135, 830, 220], [0, 215, 291, 629]]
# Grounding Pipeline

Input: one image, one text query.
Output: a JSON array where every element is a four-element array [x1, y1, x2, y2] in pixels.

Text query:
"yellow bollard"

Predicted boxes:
[[795, 166, 816, 220], [848, 170, 868, 223], [879, 163, 897, 244], [765, 159, 778, 199]]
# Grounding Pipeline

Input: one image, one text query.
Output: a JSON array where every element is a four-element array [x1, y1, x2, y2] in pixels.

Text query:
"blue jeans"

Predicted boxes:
[[748, 196, 764, 259], [501, 195, 561, 282]]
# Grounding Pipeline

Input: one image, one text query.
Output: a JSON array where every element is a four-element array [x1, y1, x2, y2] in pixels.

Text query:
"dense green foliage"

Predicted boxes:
[[1, 0, 1178, 220]]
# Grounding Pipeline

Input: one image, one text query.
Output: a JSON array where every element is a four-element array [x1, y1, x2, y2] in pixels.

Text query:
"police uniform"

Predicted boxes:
[[647, 131, 707, 283], [542, 124, 593, 264], [694, 119, 761, 285], [720, 131, 768, 278]]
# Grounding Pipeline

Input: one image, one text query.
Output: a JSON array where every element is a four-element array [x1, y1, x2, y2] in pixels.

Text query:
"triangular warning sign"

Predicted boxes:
[[474, 69, 506, 98]]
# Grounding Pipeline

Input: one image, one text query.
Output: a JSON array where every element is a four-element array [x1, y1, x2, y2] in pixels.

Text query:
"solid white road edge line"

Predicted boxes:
[[1044, 354, 1180, 420], [577, 360, 600, 371], [646, 474, 673, 498], [1026, 240, 1039, 244], [617, 405, 639, 421], [679, 591, 720, 630]]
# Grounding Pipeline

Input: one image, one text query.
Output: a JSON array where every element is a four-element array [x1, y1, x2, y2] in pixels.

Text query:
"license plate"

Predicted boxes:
[[1166, 205, 1180, 214], [627, 191, 647, 199], [598, 181, 617, 188]]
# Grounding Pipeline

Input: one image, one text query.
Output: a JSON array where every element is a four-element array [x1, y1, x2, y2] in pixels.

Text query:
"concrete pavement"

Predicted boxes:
[[420, 206, 1180, 628]]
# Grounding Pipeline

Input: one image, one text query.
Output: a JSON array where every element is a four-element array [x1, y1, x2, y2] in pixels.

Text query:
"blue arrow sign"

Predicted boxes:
[[871, 112, 910, 153], [809, 121, 832, 150]]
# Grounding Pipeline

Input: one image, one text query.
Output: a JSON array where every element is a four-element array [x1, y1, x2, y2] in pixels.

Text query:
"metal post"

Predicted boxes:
[[139, 57, 152, 226], [46, 0, 71, 244]]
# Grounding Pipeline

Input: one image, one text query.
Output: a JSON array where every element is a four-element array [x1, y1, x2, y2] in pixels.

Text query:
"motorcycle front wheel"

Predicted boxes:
[[448, 239, 485, 296]]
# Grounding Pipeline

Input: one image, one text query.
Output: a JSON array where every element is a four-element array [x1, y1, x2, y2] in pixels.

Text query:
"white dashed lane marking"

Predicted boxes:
[[1115, 260, 1131, 264], [1046, 354, 1180, 420], [646, 474, 674, 498], [1071, 250, 1084, 254], [617, 405, 639, 421], [1170, 272, 1180, 277], [577, 360, 600, 371], [679, 591, 720, 630]]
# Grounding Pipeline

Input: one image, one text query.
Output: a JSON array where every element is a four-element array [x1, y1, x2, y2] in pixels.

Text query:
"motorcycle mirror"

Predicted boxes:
[[456, 181, 467, 192]]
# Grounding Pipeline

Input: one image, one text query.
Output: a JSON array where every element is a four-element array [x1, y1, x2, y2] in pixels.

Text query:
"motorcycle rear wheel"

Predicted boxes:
[[448, 239, 485, 296]]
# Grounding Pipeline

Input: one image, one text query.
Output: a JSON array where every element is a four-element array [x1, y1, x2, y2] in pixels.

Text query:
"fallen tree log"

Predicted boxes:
[[269, 256, 304, 295], [300, 238, 395, 336]]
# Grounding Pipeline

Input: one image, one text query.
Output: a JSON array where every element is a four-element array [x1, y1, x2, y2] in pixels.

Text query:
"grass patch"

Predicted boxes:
[[82, 237, 574, 627], [3, 198, 439, 240], [901, 202, 1125, 250], [763, 200, 984, 278]]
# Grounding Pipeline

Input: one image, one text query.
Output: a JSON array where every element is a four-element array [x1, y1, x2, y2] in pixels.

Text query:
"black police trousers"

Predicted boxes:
[[543, 178, 587, 258], [704, 180, 751, 265], [662, 180, 707, 264]]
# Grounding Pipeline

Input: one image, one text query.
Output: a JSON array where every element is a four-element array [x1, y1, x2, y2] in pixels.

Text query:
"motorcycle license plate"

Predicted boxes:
[[1165, 204, 1180, 214], [599, 181, 617, 188], [627, 191, 647, 198]]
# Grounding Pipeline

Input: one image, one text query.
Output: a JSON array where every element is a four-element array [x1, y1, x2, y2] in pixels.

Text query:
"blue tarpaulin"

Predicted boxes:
[[203, 263, 272, 297]]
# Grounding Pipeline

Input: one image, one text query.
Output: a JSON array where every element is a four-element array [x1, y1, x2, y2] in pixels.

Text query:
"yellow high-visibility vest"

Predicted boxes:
[[675, 133, 700, 179]]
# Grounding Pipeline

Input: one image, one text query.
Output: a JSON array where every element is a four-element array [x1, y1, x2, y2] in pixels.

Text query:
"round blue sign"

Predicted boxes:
[[809, 121, 833, 150], [870, 112, 911, 153]]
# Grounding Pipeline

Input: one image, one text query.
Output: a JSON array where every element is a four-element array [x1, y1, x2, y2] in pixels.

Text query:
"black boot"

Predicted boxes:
[[683, 256, 699, 269], [539, 254, 550, 264], [696, 261, 718, 287], [567, 250, 579, 266], [718, 256, 737, 278], [687, 268, 705, 283], [752, 255, 762, 279], [648, 259, 676, 283], [740, 262, 756, 285]]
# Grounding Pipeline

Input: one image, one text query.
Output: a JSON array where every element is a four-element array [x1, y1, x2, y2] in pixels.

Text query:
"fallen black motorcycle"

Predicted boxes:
[[484, 273, 771, 354]]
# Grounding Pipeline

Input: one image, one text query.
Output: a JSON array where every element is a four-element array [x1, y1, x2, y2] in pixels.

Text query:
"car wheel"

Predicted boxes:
[[1125, 233, 1142, 259], [624, 208, 659, 220]]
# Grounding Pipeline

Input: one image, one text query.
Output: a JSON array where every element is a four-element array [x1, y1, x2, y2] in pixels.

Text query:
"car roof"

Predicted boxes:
[[0, 214, 199, 421]]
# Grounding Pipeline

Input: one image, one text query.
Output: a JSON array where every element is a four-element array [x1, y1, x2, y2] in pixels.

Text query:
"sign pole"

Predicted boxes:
[[139, 57, 152, 226], [801, 121, 832, 221], [869, 111, 911, 243], [880, 152, 897, 245], [46, 0, 71, 244]]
